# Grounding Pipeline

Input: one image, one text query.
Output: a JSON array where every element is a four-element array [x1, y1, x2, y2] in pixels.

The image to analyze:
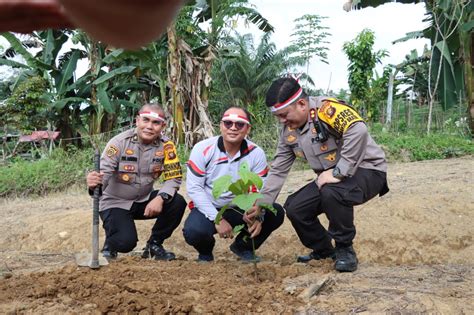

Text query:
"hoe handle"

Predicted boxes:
[[90, 149, 101, 268]]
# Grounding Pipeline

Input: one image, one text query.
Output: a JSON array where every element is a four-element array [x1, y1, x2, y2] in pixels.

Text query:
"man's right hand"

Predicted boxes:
[[215, 219, 233, 239], [243, 205, 260, 224], [86, 171, 104, 189]]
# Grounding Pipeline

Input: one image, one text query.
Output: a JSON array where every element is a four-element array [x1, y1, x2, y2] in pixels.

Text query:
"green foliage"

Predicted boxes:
[[343, 29, 388, 119], [212, 161, 273, 225], [2, 76, 49, 131], [0, 147, 94, 197], [370, 127, 474, 162], [289, 14, 331, 73]]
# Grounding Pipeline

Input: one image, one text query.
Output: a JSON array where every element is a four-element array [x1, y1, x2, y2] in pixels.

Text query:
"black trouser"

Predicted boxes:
[[284, 168, 388, 252], [182, 204, 285, 256], [99, 191, 187, 253]]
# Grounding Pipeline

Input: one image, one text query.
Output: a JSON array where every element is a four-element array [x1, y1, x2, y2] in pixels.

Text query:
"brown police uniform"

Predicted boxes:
[[260, 97, 389, 252], [98, 129, 187, 253], [100, 129, 182, 212]]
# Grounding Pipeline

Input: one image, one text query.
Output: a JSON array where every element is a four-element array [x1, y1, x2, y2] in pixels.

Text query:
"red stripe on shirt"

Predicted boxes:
[[258, 167, 269, 177], [187, 160, 205, 175]]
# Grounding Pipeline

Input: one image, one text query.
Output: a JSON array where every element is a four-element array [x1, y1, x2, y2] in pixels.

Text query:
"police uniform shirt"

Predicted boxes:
[[99, 129, 182, 211], [186, 136, 269, 221], [260, 96, 387, 205]]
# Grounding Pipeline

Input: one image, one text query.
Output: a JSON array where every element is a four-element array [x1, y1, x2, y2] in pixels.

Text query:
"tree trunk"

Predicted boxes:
[[167, 25, 185, 144]]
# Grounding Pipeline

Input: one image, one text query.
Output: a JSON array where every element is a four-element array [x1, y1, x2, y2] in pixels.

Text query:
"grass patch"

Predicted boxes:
[[0, 130, 472, 198]]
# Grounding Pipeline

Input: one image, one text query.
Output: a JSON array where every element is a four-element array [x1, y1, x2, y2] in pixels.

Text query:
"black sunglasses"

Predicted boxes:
[[221, 120, 247, 130]]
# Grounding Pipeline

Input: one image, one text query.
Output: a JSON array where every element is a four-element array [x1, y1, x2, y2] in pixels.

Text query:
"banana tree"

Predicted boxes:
[[0, 30, 87, 143], [167, 0, 274, 146], [344, 0, 474, 134]]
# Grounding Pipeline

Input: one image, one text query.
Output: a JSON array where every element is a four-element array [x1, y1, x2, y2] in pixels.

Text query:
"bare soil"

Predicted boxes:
[[0, 157, 473, 314]]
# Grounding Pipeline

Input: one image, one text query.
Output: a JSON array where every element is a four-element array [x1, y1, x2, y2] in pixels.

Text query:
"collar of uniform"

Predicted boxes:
[[217, 136, 249, 154], [131, 129, 161, 147]]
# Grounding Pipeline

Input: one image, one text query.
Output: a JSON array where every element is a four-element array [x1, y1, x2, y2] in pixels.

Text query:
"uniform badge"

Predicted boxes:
[[287, 127, 294, 132], [121, 174, 130, 182], [320, 144, 328, 151], [168, 151, 176, 160], [106, 145, 119, 157], [324, 152, 336, 162], [287, 135, 296, 143], [155, 150, 164, 157], [325, 105, 336, 118], [132, 135, 138, 142], [311, 127, 317, 134], [125, 149, 134, 155], [124, 165, 135, 172]]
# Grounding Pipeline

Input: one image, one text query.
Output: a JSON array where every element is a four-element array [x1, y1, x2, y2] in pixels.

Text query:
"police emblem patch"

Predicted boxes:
[[324, 152, 336, 162], [325, 105, 336, 118], [155, 150, 164, 157], [287, 135, 296, 143], [125, 149, 134, 155], [106, 145, 119, 157]]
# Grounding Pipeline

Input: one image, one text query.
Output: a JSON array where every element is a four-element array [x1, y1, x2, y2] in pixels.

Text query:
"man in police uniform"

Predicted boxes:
[[183, 107, 285, 262], [250, 77, 389, 272], [86, 103, 187, 261]]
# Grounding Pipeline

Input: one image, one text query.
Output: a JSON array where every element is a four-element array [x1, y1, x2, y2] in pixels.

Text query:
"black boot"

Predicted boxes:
[[101, 243, 117, 261], [334, 245, 358, 272], [141, 240, 175, 261], [297, 248, 336, 263]]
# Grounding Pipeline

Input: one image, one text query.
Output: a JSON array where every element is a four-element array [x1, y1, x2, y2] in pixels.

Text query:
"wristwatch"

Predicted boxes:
[[158, 192, 171, 203], [332, 167, 346, 180]]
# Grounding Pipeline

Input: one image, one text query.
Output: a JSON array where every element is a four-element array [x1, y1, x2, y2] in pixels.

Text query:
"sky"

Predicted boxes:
[[238, 0, 431, 91]]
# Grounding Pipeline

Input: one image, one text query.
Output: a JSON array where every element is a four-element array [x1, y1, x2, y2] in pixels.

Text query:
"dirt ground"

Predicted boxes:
[[0, 157, 473, 314]]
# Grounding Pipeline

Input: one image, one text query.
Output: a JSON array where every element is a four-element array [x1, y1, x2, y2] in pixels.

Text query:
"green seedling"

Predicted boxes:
[[212, 161, 276, 279]]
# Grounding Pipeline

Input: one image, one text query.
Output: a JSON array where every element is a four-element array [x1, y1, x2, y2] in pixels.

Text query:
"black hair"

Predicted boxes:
[[139, 103, 166, 117], [222, 106, 252, 125], [265, 77, 306, 107]]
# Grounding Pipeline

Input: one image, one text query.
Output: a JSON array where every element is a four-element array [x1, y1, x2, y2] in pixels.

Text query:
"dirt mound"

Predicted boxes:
[[0, 157, 473, 313]]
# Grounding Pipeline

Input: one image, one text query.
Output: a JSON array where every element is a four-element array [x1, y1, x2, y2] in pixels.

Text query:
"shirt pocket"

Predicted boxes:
[[312, 140, 339, 170], [117, 163, 138, 184]]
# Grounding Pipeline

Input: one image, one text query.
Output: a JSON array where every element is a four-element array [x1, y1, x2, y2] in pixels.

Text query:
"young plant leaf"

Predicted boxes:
[[247, 172, 263, 190], [212, 175, 233, 199], [233, 224, 245, 236], [214, 204, 229, 225], [238, 161, 251, 185], [228, 179, 246, 195], [232, 193, 263, 211], [259, 203, 277, 216]]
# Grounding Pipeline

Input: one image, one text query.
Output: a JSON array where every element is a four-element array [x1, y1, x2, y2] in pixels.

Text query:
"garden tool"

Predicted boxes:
[[75, 149, 108, 268]]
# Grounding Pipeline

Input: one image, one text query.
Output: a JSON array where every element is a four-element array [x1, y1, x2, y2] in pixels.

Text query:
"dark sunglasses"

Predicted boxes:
[[221, 120, 247, 130]]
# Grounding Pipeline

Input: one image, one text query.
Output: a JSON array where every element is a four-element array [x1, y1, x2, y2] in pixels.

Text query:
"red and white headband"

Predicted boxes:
[[221, 113, 251, 125], [139, 111, 166, 122], [270, 87, 303, 112]]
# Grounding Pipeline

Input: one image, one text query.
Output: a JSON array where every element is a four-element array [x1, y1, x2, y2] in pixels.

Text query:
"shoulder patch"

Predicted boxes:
[[106, 145, 119, 158], [163, 141, 182, 180], [318, 101, 363, 134]]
